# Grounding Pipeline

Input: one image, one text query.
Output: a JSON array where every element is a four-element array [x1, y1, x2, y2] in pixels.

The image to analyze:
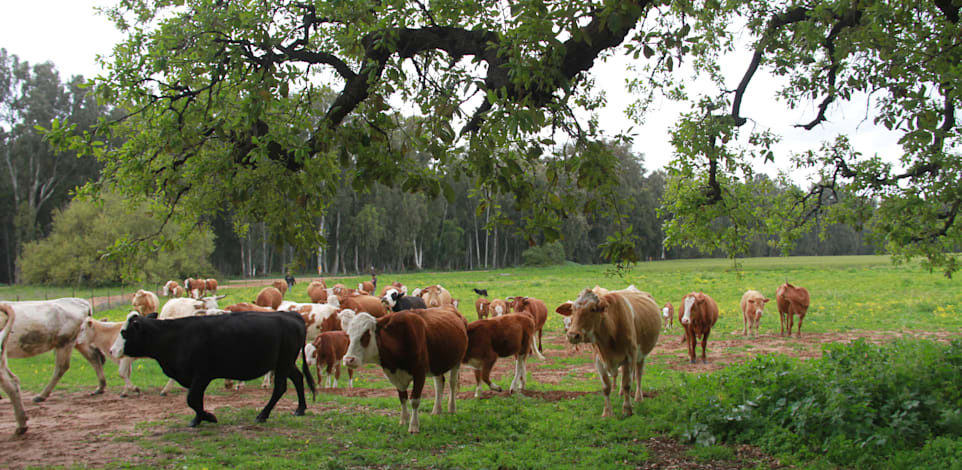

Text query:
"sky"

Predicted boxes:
[[0, 1, 904, 178]]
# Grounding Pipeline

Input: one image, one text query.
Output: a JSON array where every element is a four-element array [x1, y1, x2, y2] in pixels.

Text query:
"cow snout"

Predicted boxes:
[[343, 355, 360, 369], [566, 331, 583, 344], [681, 317, 690, 325]]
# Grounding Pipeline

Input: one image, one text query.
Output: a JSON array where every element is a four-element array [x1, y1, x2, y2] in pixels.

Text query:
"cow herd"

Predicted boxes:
[[0, 278, 811, 436]]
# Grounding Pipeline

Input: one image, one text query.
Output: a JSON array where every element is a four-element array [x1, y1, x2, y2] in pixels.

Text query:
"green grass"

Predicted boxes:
[[4, 255, 962, 468]]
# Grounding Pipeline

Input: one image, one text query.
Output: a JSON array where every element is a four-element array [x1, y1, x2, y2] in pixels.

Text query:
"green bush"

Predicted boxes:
[[19, 193, 216, 286], [521, 240, 566, 267], [668, 338, 962, 469]]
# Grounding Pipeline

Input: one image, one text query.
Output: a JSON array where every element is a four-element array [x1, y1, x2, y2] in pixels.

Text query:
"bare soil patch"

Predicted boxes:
[[1, 329, 955, 469]]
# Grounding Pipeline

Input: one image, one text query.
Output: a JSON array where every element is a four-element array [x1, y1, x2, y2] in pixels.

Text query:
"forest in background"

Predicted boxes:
[[1, 49, 875, 286]]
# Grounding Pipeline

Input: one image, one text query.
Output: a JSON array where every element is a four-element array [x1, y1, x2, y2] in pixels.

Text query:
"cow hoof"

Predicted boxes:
[[188, 418, 202, 428], [90, 389, 105, 396], [255, 415, 268, 423], [120, 392, 128, 398], [14, 426, 27, 436], [293, 408, 306, 417], [32, 396, 46, 403]]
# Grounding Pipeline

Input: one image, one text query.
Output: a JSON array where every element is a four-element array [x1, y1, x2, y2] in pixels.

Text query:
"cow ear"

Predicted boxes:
[[596, 295, 610, 310], [555, 302, 573, 316], [763, 298, 771, 303]]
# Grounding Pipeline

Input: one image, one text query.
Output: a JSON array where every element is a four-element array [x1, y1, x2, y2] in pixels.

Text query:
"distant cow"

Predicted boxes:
[[463, 313, 542, 398], [343, 307, 468, 433], [380, 282, 407, 297], [510, 296, 548, 356], [132, 289, 159, 316], [307, 280, 329, 303], [680, 292, 719, 364], [776, 283, 810, 337], [474, 297, 491, 320], [272, 280, 289, 297], [256, 287, 284, 310], [662, 302, 674, 331], [312, 331, 353, 388], [205, 278, 218, 294], [0, 304, 26, 436], [162, 280, 184, 298], [77, 316, 141, 397], [184, 278, 207, 299], [740, 290, 769, 338], [111, 311, 316, 427], [417, 285, 453, 308], [488, 298, 509, 317], [557, 286, 661, 417], [339, 295, 387, 318], [380, 288, 427, 313], [159, 296, 225, 320], [2, 298, 107, 402]]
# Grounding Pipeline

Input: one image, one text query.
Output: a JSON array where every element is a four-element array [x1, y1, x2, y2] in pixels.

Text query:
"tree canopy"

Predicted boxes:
[[56, 0, 962, 275]]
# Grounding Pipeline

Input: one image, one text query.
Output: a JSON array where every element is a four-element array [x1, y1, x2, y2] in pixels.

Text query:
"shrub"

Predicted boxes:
[[521, 241, 566, 267]]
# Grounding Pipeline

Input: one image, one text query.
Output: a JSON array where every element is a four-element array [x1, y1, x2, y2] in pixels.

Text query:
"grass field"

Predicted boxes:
[[2, 255, 961, 469]]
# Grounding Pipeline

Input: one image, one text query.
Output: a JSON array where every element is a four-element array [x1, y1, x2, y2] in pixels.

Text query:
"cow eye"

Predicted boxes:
[[360, 330, 371, 348]]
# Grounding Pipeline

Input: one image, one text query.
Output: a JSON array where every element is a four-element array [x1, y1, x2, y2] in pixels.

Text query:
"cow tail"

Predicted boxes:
[[302, 344, 317, 401]]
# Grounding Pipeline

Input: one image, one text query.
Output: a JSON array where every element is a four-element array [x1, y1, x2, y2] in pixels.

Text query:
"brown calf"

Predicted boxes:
[[307, 280, 328, 303], [272, 279, 288, 296], [463, 313, 542, 398], [339, 295, 387, 318], [510, 296, 548, 357], [312, 331, 353, 388], [255, 287, 283, 310], [776, 283, 810, 337], [205, 278, 218, 294], [474, 297, 490, 320]]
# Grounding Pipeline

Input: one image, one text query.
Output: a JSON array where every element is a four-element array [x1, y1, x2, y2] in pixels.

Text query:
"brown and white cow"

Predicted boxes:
[[131, 289, 159, 316], [0, 304, 26, 435], [463, 313, 543, 398], [77, 315, 141, 397], [343, 306, 468, 433], [740, 290, 769, 338], [162, 280, 184, 298], [474, 297, 491, 320], [488, 298, 509, 317], [380, 282, 407, 297], [2, 298, 107, 402], [205, 278, 218, 295], [339, 295, 387, 318], [224, 302, 276, 313], [417, 285, 453, 308], [662, 302, 674, 331], [776, 283, 810, 337], [680, 292, 719, 364], [184, 278, 207, 299], [312, 331, 353, 388], [556, 286, 661, 417], [510, 296, 548, 356], [255, 287, 284, 310]]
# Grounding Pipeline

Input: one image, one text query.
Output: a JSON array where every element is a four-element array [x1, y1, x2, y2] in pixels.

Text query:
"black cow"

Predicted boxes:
[[111, 311, 316, 427], [383, 290, 428, 312]]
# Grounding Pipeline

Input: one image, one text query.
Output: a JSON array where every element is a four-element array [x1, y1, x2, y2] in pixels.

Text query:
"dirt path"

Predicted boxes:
[[0, 329, 957, 468]]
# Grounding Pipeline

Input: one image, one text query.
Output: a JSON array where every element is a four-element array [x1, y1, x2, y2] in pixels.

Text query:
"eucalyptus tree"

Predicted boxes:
[[53, 0, 962, 275]]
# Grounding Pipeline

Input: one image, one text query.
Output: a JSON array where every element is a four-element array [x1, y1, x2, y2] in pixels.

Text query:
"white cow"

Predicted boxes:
[[1, 298, 107, 401], [76, 314, 140, 397], [0, 304, 27, 435]]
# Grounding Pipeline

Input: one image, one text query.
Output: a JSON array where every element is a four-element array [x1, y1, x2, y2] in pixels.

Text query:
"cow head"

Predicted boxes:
[[343, 312, 378, 369], [381, 288, 401, 309], [489, 299, 508, 317], [337, 309, 357, 331], [744, 293, 769, 322], [110, 311, 143, 357], [200, 295, 226, 310], [557, 288, 609, 345], [681, 293, 701, 325]]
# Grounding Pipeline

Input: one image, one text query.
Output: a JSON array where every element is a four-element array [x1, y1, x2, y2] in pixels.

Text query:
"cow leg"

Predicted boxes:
[[701, 330, 711, 363], [595, 356, 613, 417], [347, 368, 354, 389], [0, 360, 27, 435], [795, 314, 804, 337], [780, 312, 787, 336], [431, 375, 445, 414], [687, 330, 697, 364], [118, 357, 140, 397], [788, 314, 795, 338], [332, 362, 341, 389], [620, 364, 633, 416], [482, 359, 502, 393], [509, 358, 523, 393], [634, 356, 647, 402], [34, 346, 73, 402], [473, 369, 483, 398], [185, 380, 216, 427], [397, 389, 410, 427], [256, 371, 290, 422], [530, 334, 546, 360], [409, 373, 426, 433], [160, 378, 180, 396], [447, 364, 460, 414], [75, 342, 107, 396], [261, 371, 274, 389], [286, 364, 308, 417]]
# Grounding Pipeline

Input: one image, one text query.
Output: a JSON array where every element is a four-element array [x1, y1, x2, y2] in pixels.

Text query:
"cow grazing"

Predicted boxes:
[[111, 311, 316, 427], [343, 307, 468, 433], [307, 280, 329, 303], [2, 298, 107, 402], [0, 304, 26, 436], [740, 290, 769, 338], [205, 278, 218, 294], [312, 331, 353, 388], [556, 286, 661, 417], [77, 315, 141, 397], [184, 278, 207, 299], [162, 280, 184, 298], [680, 292, 719, 364], [131, 289, 159, 316], [380, 288, 427, 313], [256, 287, 284, 310], [272, 280, 289, 297], [662, 302, 674, 331], [776, 283, 810, 337], [510, 296, 548, 357], [474, 297, 490, 320], [463, 313, 542, 398], [340, 295, 388, 318], [417, 285, 453, 308], [488, 298, 509, 317]]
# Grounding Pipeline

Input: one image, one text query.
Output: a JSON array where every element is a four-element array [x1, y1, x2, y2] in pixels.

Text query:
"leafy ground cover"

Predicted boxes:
[[0, 255, 959, 468]]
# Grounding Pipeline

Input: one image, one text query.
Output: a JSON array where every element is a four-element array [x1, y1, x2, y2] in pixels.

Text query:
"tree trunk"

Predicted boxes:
[[492, 225, 498, 269], [332, 210, 341, 275]]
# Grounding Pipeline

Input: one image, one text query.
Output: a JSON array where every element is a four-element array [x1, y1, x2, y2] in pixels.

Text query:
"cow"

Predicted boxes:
[[488, 298, 509, 317], [0, 304, 26, 436], [205, 278, 218, 294], [312, 331, 353, 388], [255, 287, 284, 310], [224, 302, 276, 313], [380, 282, 407, 297], [776, 283, 810, 337], [556, 286, 661, 417], [509, 296, 548, 356], [343, 306, 468, 433], [680, 292, 719, 364], [272, 280, 289, 297], [307, 280, 329, 303], [1, 298, 107, 402], [162, 280, 184, 298], [417, 285, 453, 308], [339, 295, 388, 318], [463, 313, 542, 398], [358, 273, 376, 294], [740, 290, 769, 338], [159, 296, 226, 320], [474, 297, 490, 320], [111, 310, 316, 427], [131, 289, 159, 316], [662, 302, 674, 331], [184, 278, 207, 299], [380, 288, 427, 313], [77, 315, 141, 397]]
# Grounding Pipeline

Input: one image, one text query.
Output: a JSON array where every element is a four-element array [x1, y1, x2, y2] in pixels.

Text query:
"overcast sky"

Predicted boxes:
[[0, 1, 904, 178]]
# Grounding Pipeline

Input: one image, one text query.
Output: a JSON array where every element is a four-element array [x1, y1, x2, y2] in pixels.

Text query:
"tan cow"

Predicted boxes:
[[339, 295, 387, 318], [131, 289, 159, 316], [417, 285, 453, 308], [77, 316, 141, 397], [776, 283, 810, 337], [488, 298, 510, 317], [307, 280, 329, 303], [740, 290, 769, 338], [255, 287, 284, 310], [474, 297, 491, 320], [556, 286, 661, 417], [0, 304, 26, 435], [272, 279, 288, 297]]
